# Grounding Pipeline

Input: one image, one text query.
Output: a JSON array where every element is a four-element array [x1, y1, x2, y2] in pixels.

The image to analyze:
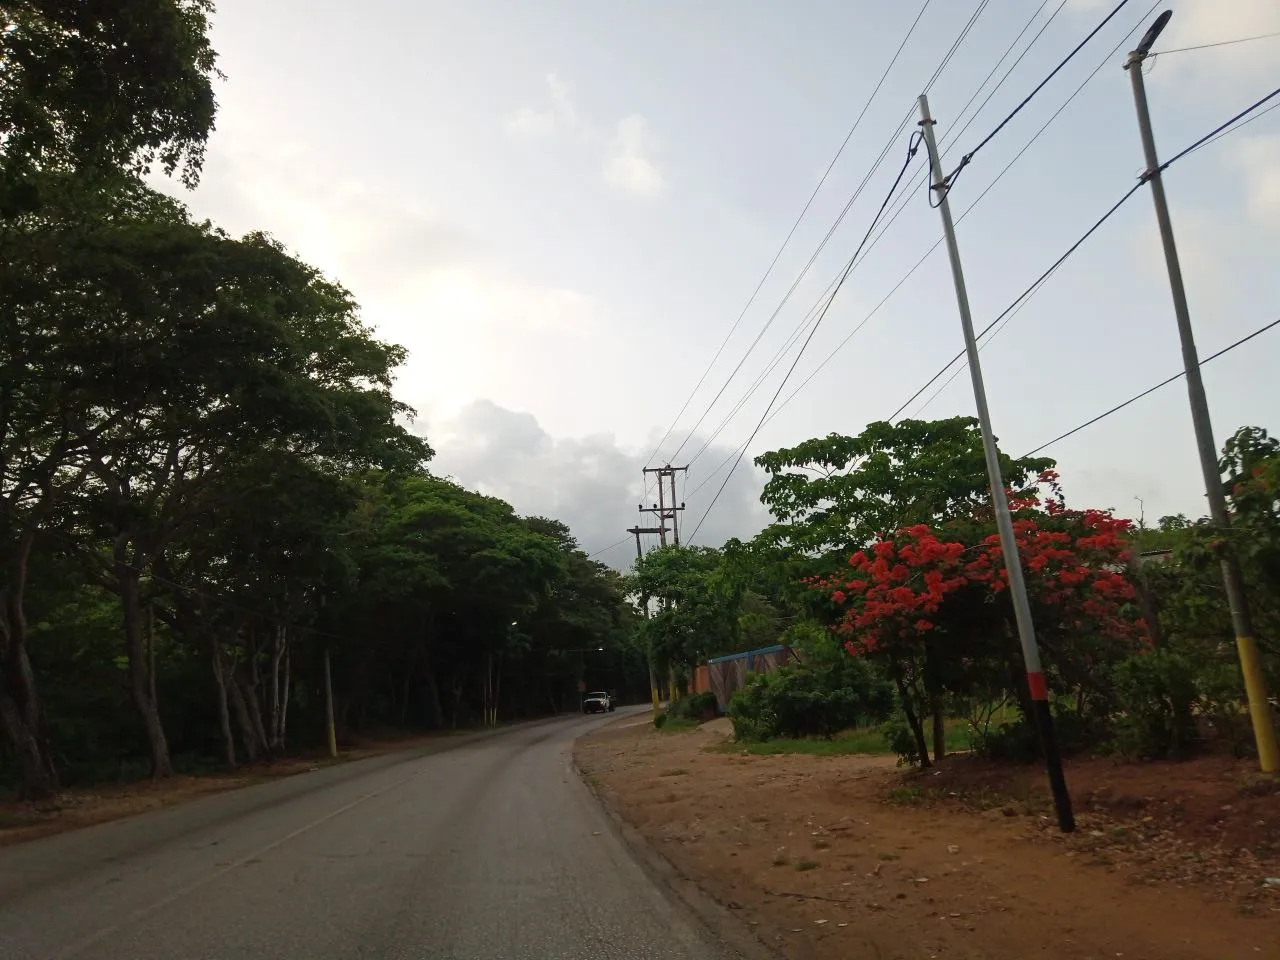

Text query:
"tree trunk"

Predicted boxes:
[[894, 672, 930, 768], [0, 530, 58, 799], [424, 663, 444, 729], [278, 637, 290, 752], [116, 554, 172, 778], [1128, 555, 1165, 649], [238, 671, 271, 759], [931, 703, 946, 763], [227, 668, 261, 763], [210, 643, 237, 770]]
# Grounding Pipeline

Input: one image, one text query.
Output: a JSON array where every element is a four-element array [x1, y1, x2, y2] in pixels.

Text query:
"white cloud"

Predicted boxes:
[[603, 114, 664, 197], [1234, 134, 1280, 229], [428, 400, 769, 567], [504, 72, 578, 138], [504, 106, 557, 138]]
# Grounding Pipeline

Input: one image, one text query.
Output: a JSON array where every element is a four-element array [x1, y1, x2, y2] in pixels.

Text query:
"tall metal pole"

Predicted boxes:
[[1125, 11, 1278, 773], [918, 94, 1074, 832], [629, 525, 662, 717]]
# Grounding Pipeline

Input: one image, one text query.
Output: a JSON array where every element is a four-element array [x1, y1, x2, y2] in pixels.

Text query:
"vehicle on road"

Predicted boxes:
[[582, 691, 614, 714]]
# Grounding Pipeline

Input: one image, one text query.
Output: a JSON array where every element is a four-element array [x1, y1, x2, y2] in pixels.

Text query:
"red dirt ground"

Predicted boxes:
[[575, 717, 1280, 960]]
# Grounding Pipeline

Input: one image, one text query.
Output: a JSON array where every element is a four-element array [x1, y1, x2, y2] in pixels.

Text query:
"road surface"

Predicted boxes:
[[0, 710, 739, 960]]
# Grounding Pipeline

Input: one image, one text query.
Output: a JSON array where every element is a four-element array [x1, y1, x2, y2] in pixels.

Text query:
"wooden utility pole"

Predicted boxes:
[[628, 524, 665, 715], [639, 464, 688, 546]]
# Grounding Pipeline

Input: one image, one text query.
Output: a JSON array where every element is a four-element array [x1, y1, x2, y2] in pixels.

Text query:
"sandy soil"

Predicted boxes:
[[575, 718, 1280, 960]]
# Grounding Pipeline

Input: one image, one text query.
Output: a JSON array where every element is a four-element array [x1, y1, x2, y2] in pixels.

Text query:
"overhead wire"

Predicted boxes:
[[665, 0, 997, 470], [1022, 316, 1280, 457], [685, 131, 925, 543], [643, 0, 935, 469], [886, 79, 1280, 425], [678, 3, 1030, 479], [940, 0, 1134, 191], [1151, 30, 1280, 56], [685, 0, 1161, 493]]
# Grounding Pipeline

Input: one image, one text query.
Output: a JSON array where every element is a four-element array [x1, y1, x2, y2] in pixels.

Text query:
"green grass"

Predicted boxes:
[[723, 718, 974, 757], [656, 717, 700, 734]]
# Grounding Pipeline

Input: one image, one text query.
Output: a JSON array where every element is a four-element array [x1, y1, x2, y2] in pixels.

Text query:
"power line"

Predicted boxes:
[[888, 78, 1280, 425], [1152, 30, 1280, 56], [664, 104, 918, 464], [644, 0, 934, 468], [941, 0, 1069, 157], [686, 132, 925, 544], [683, 4, 1161, 497], [664, 0, 996, 468], [587, 537, 633, 559], [943, 0, 1135, 189], [1022, 316, 1280, 457]]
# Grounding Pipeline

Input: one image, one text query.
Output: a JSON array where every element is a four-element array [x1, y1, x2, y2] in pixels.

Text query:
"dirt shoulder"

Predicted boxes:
[[575, 718, 1280, 960]]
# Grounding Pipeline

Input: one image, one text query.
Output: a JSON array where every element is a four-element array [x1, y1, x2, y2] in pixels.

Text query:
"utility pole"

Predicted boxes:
[[640, 464, 688, 546], [1125, 10, 1278, 773], [918, 93, 1074, 832], [628, 524, 666, 716]]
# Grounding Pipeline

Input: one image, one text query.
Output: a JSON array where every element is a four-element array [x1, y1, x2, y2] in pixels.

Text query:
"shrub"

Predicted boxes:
[[665, 691, 718, 721], [1111, 649, 1199, 760], [728, 657, 893, 741]]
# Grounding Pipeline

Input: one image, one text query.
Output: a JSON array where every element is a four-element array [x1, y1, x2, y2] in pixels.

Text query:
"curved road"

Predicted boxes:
[[0, 710, 739, 960]]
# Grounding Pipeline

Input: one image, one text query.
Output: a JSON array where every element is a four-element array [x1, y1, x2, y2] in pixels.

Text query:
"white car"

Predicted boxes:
[[582, 691, 615, 714]]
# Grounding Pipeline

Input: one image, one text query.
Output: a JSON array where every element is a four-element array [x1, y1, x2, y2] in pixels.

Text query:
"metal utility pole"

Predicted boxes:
[[628, 524, 666, 716], [1125, 10, 1278, 773], [918, 93, 1074, 832], [640, 464, 688, 546]]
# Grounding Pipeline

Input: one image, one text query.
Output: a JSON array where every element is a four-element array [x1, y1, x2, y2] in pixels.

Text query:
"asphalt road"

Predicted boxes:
[[0, 710, 739, 960]]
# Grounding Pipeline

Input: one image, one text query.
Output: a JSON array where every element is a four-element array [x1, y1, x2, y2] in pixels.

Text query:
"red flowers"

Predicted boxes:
[[813, 474, 1147, 654]]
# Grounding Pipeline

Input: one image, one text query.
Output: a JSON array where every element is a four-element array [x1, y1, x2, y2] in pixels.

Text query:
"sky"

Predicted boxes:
[[167, 0, 1280, 567]]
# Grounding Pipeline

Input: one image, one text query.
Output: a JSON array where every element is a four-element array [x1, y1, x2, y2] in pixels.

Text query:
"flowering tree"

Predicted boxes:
[[813, 472, 1149, 764]]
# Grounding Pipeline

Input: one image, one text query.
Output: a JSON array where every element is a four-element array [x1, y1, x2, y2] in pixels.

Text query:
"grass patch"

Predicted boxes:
[[878, 851, 900, 861], [657, 717, 700, 734], [725, 717, 977, 757], [660, 768, 689, 777], [794, 858, 820, 871]]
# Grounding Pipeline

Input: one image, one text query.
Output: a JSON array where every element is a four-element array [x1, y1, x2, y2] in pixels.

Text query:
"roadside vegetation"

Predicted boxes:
[[631, 416, 1280, 773], [0, 2, 643, 803]]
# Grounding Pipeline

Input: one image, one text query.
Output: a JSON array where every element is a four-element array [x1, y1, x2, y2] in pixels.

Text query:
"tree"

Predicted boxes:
[[0, 0, 218, 198], [631, 545, 742, 688], [755, 417, 1053, 564], [815, 472, 1147, 765]]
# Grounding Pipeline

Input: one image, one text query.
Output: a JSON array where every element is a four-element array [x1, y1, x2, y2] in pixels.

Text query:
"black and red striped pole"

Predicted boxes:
[[918, 93, 1074, 832]]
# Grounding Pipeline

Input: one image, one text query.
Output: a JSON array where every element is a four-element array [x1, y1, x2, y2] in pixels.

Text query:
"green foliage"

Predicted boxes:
[[728, 655, 893, 741], [1111, 651, 1200, 761], [665, 691, 718, 721]]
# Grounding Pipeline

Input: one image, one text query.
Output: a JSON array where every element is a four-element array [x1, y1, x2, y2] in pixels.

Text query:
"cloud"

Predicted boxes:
[[504, 76, 665, 198], [1233, 134, 1280, 229], [428, 400, 769, 568], [603, 114, 664, 197], [504, 106, 557, 138], [504, 72, 577, 138]]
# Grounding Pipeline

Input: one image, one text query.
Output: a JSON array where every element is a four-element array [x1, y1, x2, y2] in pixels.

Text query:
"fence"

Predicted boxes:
[[703, 644, 797, 713]]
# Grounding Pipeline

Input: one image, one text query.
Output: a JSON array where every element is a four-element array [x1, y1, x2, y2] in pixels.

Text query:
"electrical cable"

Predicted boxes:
[[663, 0, 996, 469], [683, 4, 1161, 497], [888, 78, 1280, 424], [941, 0, 1134, 191], [1152, 30, 1280, 56], [643, 0, 935, 468], [1022, 316, 1280, 457], [664, 104, 918, 464], [588, 537, 633, 559], [940, 0, 1069, 158], [686, 132, 925, 543]]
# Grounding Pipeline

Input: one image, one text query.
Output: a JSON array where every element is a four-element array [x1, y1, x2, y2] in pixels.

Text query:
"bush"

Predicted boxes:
[[728, 657, 893, 741], [1111, 649, 1199, 760], [667, 691, 718, 720]]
